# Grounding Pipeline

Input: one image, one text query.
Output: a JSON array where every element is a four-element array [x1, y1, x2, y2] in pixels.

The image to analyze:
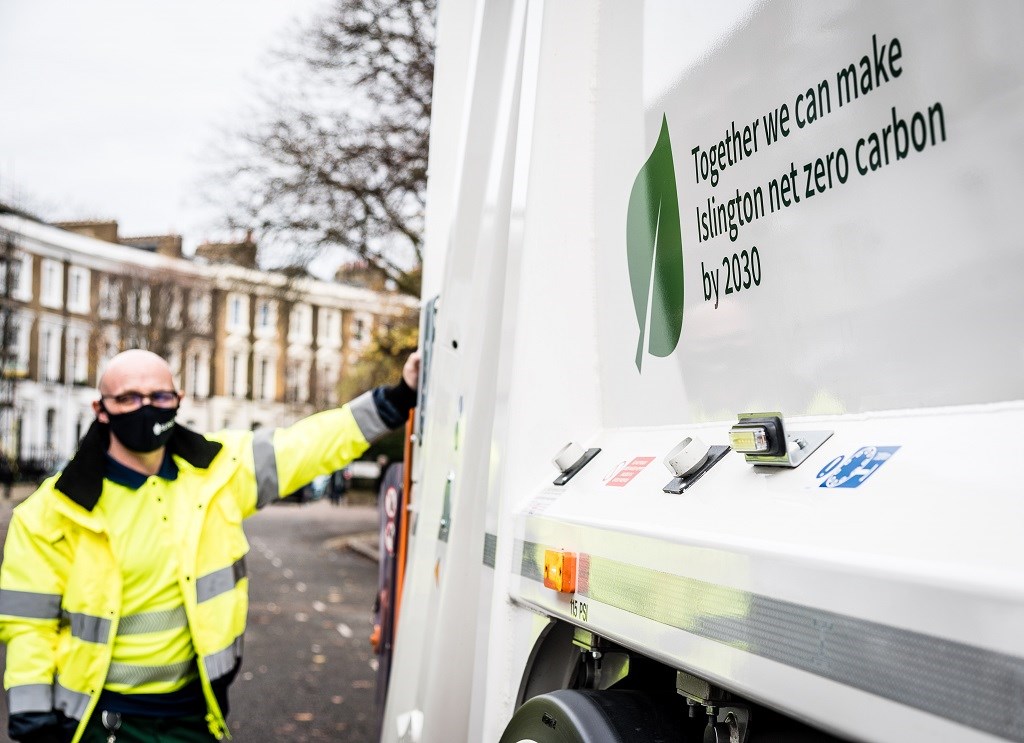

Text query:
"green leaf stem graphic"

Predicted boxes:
[[626, 115, 684, 372]]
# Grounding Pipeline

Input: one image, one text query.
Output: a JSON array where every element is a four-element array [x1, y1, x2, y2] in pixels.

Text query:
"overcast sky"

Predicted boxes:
[[0, 0, 332, 254]]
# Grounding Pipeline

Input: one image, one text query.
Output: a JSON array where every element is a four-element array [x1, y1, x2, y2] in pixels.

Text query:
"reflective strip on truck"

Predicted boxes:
[[483, 532, 497, 568], [517, 539, 1024, 742]]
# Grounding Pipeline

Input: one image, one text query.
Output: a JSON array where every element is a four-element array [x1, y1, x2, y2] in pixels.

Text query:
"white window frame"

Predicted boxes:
[[288, 303, 312, 344], [229, 350, 248, 398], [126, 285, 151, 325], [166, 343, 182, 384], [254, 354, 277, 401], [0, 255, 12, 296], [38, 322, 62, 383], [167, 286, 183, 330], [255, 298, 277, 338], [66, 327, 89, 385], [5, 311, 32, 376], [98, 275, 120, 319], [317, 308, 341, 348], [185, 346, 211, 399], [285, 358, 310, 403], [10, 253, 33, 302], [40, 259, 63, 309], [67, 266, 91, 314], [227, 293, 249, 334], [189, 290, 212, 332]]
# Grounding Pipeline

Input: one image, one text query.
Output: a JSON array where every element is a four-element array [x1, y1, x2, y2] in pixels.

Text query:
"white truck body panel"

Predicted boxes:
[[384, 1, 1024, 741]]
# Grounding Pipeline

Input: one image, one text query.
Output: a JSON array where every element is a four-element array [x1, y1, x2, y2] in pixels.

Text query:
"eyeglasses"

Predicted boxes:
[[101, 390, 180, 410]]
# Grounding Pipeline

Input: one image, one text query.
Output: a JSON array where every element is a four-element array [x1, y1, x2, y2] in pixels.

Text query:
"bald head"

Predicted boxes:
[[94, 349, 182, 462], [98, 349, 176, 397]]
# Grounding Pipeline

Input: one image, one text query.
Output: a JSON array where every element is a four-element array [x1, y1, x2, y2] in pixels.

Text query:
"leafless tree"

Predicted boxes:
[[217, 0, 435, 297], [336, 305, 418, 404], [91, 269, 214, 383], [0, 228, 20, 477]]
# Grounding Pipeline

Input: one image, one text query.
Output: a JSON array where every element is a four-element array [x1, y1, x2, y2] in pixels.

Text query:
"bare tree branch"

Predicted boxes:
[[214, 0, 435, 297]]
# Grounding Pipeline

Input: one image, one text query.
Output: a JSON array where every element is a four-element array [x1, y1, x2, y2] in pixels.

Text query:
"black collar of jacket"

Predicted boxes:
[[55, 420, 224, 511]]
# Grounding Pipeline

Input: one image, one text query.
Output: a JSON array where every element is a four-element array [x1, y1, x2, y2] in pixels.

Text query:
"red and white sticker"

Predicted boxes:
[[605, 457, 655, 487]]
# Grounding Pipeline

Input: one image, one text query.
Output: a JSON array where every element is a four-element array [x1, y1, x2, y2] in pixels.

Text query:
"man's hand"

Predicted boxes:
[[402, 351, 421, 390]]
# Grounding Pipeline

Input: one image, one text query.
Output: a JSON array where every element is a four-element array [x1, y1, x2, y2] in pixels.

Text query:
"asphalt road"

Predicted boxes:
[[0, 492, 384, 742]]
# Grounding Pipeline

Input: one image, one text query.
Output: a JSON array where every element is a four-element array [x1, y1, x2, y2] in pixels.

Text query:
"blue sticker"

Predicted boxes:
[[816, 446, 900, 489]]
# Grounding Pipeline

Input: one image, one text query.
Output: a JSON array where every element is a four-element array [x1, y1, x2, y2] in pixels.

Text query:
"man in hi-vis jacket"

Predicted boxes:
[[0, 348, 419, 742]]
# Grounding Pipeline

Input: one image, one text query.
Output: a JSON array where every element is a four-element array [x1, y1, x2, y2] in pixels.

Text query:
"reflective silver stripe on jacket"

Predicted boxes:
[[0, 589, 61, 619], [117, 605, 189, 635], [67, 611, 111, 644], [349, 391, 387, 442], [106, 658, 197, 687], [204, 635, 244, 681], [252, 428, 279, 508], [7, 683, 52, 715], [54, 680, 90, 720], [196, 558, 247, 603]]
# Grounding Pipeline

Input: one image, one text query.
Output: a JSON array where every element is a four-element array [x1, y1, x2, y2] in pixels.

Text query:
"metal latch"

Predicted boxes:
[[661, 435, 729, 494], [552, 442, 601, 485]]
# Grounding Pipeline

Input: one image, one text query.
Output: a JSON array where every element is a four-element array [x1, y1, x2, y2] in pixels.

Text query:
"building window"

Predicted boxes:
[[167, 286, 183, 329], [126, 286, 151, 324], [0, 255, 16, 295], [186, 349, 210, 398], [189, 291, 212, 331], [186, 353, 198, 396], [4, 314, 30, 376], [6, 253, 33, 302], [166, 345, 182, 382], [68, 332, 88, 384], [229, 352, 247, 398], [256, 299, 275, 331], [67, 267, 90, 314], [317, 362, 338, 406], [318, 308, 341, 347], [39, 326, 61, 383], [228, 294, 248, 332], [45, 409, 56, 450], [351, 314, 372, 346], [288, 303, 311, 342], [99, 276, 120, 319], [285, 359, 309, 403], [254, 355, 275, 401], [99, 336, 119, 371], [40, 260, 63, 309]]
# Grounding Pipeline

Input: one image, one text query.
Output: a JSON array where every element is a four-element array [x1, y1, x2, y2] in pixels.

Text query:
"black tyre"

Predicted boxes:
[[498, 689, 685, 743]]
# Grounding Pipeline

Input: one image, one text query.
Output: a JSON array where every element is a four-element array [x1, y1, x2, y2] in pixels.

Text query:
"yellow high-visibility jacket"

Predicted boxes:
[[0, 387, 404, 742]]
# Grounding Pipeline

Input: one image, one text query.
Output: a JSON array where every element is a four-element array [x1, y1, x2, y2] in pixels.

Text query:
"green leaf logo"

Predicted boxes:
[[626, 115, 684, 372]]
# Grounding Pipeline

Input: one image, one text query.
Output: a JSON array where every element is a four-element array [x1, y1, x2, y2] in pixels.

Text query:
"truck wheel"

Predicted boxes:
[[498, 688, 685, 743]]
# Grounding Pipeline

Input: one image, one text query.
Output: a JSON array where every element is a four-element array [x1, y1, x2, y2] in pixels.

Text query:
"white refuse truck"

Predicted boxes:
[[380, 1, 1024, 741]]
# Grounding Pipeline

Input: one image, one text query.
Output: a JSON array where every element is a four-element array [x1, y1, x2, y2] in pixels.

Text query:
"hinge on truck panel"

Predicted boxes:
[[676, 670, 750, 743], [571, 629, 629, 691]]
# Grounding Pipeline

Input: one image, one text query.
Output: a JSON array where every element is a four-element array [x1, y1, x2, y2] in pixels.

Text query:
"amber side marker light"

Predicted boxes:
[[543, 550, 577, 593]]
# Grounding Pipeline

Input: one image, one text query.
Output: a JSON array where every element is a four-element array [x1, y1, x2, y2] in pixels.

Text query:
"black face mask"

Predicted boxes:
[[102, 405, 177, 453]]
